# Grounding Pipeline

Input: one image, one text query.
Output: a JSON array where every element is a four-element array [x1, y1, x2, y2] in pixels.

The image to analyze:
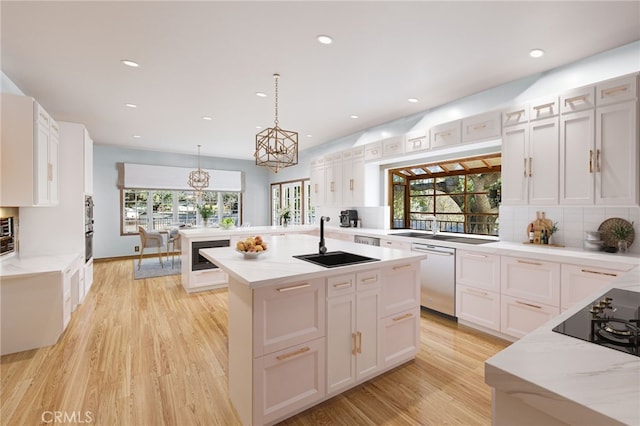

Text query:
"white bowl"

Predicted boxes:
[[237, 249, 266, 259]]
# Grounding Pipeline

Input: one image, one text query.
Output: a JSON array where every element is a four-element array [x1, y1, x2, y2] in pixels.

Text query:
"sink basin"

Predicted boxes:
[[294, 251, 379, 268], [389, 232, 494, 245]]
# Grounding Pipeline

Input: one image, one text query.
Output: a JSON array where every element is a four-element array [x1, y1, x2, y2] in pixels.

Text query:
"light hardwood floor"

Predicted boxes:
[[1, 259, 510, 425]]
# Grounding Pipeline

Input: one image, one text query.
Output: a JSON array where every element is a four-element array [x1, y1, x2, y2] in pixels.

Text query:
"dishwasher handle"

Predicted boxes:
[[411, 244, 455, 256]]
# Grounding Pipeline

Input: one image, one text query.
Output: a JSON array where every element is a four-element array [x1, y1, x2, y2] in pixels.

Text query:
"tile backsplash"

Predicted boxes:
[[499, 206, 640, 254]]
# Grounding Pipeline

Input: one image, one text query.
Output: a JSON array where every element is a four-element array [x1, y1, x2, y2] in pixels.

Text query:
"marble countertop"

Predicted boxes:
[[178, 224, 316, 239], [485, 266, 640, 425], [199, 233, 426, 289], [0, 253, 82, 279]]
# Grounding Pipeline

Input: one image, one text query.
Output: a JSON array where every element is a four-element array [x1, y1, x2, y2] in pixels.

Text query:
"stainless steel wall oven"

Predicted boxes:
[[1, 217, 16, 256], [85, 195, 94, 262]]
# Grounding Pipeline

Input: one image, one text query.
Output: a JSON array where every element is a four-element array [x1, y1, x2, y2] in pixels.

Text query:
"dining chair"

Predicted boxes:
[[138, 226, 164, 270], [166, 228, 181, 268]]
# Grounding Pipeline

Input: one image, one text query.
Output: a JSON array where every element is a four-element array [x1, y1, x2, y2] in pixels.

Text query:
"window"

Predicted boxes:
[[270, 179, 314, 225], [121, 189, 241, 234], [389, 154, 501, 236]]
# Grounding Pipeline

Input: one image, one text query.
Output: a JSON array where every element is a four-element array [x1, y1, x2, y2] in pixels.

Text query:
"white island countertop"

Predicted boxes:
[[0, 253, 82, 279], [485, 266, 640, 425], [199, 233, 427, 289]]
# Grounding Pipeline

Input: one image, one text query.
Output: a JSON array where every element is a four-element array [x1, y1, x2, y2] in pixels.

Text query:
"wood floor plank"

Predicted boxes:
[[1, 259, 509, 425]]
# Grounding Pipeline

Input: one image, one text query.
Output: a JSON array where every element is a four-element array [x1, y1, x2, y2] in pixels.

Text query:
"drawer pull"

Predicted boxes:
[[589, 150, 593, 173], [564, 94, 589, 105], [581, 269, 618, 277], [523, 158, 527, 178], [516, 300, 542, 310], [392, 264, 412, 271], [412, 139, 422, 148], [392, 312, 414, 322], [333, 281, 352, 289], [465, 253, 487, 259], [533, 102, 555, 111], [602, 86, 628, 97], [277, 283, 310, 292], [466, 288, 488, 297], [516, 259, 542, 266], [472, 123, 487, 130], [506, 109, 525, 118], [356, 331, 362, 354], [528, 156, 532, 177], [596, 149, 601, 172], [437, 131, 451, 138], [352, 333, 357, 355], [360, 276, 378, 283], [276, 346, 310, 361]]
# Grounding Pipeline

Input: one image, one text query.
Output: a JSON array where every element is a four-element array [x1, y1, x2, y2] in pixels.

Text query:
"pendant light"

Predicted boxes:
[[187, 144, 210, 194], [254, 73, 298, 173]]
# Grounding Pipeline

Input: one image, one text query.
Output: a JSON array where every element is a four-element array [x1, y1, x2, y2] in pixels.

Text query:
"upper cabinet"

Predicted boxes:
[[430, 119, 461, 148], [84, 127, 94, 195], [342, 147, 365, 207], [1, 93, 59, 206], [461, 111, 501, 143]]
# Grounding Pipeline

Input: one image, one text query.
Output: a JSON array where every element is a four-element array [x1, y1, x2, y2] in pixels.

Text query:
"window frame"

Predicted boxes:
[[270, 178, 313, 226]]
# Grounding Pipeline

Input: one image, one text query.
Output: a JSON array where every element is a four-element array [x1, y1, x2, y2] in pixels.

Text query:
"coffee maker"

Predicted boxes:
[[340, 210, 358, 227]]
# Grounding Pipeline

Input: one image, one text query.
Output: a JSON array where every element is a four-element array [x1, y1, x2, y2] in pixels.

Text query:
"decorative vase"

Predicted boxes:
[[617, 240, 628, 254]]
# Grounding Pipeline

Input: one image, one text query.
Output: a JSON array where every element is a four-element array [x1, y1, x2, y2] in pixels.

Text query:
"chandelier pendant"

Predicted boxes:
[[188, 144, 210, 194], [255, 74, 298, 173]]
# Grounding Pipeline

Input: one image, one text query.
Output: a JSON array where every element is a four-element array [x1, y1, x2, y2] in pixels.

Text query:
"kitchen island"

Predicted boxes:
[[485, 266, 640, 425], [200, 233, 427, 425]]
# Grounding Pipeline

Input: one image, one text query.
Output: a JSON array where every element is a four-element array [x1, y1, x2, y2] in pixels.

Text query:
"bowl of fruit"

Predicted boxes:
[[236, 235, 267, 259]]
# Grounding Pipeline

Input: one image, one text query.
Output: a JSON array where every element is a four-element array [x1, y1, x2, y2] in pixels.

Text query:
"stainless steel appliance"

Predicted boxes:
[[191, 239, 230, 271], [354, 235, 380, 246], [553, 288, 639, 357], [1, 217, 16, 257], [411, 242, 456, 318], [340, 210, 358, 227], [85, 196, 94, 262]]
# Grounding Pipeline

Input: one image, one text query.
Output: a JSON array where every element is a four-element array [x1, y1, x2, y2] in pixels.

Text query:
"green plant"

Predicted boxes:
[[549, 222, 559, 236], [196, 204, 214, 222], [220, 217, 235, 229], [611, 221, 634, 241], [278, 205, 291, 223]]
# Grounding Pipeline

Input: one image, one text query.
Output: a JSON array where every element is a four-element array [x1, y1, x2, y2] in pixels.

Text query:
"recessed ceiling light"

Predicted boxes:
[[529, 48, 545, 58], [125, 103, 137, 108], [133, 135, 141, 139], [408, 98, 419, 103], [350, 115, 359, 119], [121, 59, 140, 68], [256, 92, 267, 98], [317, 35, 333, 45], [256, 126, 262, 129], [202, 116, 213, 121], [306, 134, 313, 138]]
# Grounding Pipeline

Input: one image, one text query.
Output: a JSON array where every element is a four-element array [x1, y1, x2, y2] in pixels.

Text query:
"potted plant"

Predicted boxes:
[[196, 204, 214, 227], [611, 221, 634, 253], [219, 217, 235, 230], [548, 222, 559, 245], [278, 205, 292, 227]]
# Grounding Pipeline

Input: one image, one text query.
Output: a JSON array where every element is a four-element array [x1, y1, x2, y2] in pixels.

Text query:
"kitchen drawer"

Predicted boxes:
[[501, 294, 559, 339], [596, 73, 638, 106], [502, 104, 529, 127], [404, 135, 429, 153], [501, 256, 560, 307], [382, 136, 405, 158], [430, 119, 461, 148], [380, 262, 419, 318], [356, 269, 380, 291], [461, 111, 501, 142], [327, 273, 355, 298], [364, 142, 382, 161], [379, 307, 420, 368], [456, 250, 501, 292], [560, 85, 595, 113], [380, 238, 411, 251], [456, 284, 500, 332], [529, 96, 559, 120], [560, 264, 622, 310]]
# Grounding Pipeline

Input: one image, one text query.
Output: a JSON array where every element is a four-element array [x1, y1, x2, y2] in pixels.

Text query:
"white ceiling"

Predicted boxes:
[[2, 1, 639, 161]]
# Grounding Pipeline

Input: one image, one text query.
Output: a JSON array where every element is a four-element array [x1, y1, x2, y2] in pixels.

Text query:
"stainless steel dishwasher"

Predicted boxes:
[[411, 242, 456, 318]]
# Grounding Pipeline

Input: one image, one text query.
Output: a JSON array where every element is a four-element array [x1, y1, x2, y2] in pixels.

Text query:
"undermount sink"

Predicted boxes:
[[294, 251, 379, 268], [389, 232, 494, 245]]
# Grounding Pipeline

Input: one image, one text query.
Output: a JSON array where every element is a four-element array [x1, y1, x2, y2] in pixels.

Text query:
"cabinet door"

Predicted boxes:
[[456, 250, 500, 292], [342, 148, 365, 206], [528, 117, 559, 205], [502, 104, 529, 127], [462, 111, 501, 143], [501, 257, 560, 307], [48, 121, 59, 205], [456, 284, 500, 332], [596, 74, 637, 106], [380, 263, 419, 318], [326, 293, 356, 394], [84, 128, 94, 195], [529, 96, 559, 121], [355, 288, 380, 379], [309, 158, 325, 207], [501, 294, 559, 339], [560, 85, 595, 114], [253, 337, 326, 425], [560, 110, 595, 205], [501, 123, 528, 205], [595, 100, 638, 205], [382, 136, 405, 158], [364, 142, 382, 162], [405, 135, 429, 153], [380, 307, 420, 368], [35, 119, 50, 205], [324, 155, 342, 207], [430, 120, 461, 148], [253, 278, 325, 356], [560, 264, 621, 310]]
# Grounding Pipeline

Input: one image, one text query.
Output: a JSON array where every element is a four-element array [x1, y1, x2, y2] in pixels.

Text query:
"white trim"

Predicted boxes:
[[123, 163, 243, 192]]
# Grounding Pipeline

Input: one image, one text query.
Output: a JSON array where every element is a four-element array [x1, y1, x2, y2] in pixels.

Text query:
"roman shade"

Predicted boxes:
[[121, 163, 243, 192]]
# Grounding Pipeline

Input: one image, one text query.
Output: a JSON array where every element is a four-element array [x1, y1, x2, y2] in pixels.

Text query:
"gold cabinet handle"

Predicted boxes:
[[589, 150, 593, 173], [465, 253, 487, 259], [465, 288, 488, 297], [360, 276, 378, 284], [516, 259, 542, 266], [528, 157, 532, 177], [48, 163, 53, 181], [472, 123, 487, 130], [333, 281, 352, 289], [392, 264, 412, 271], [357, 331, 362, 354], [596, 149, 601, 172], [564, 94, 588, 106], [412, 139, 422, 149], [392, 312, 413, 322], [602, 86, 628, 97], [350, 179, 354, 191], [276, 346, 310, 361], [277, 283, 310, 292], [516, 300, 542, 310], [352, 333, 357, 355], [523, 158, 527, 178], [581, 269, 618, 277], [533, 102, 555, 111]]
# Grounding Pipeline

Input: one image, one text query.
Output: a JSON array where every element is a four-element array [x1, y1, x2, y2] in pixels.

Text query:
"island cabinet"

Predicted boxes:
[[500, 256, 560, 339], [560, 264, 622, 311], [455, 250, 501, 332]]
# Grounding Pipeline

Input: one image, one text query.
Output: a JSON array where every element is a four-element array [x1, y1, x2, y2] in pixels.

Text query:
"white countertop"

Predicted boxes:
[[485, 266, 640, 425], [0, 253, 82, 279], [178, 224, 316, 239], [199, 233, 426, 289]]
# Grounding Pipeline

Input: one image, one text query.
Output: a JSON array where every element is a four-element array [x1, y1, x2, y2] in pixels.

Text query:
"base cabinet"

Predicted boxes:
[[456, 284, 501, 332], [501, 295, 559, 339], [560, 264, 622, 310], [380, 307, 420, 368]]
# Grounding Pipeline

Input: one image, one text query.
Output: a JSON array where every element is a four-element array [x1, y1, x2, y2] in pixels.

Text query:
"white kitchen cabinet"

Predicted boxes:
[[326, 271, 380, 395], [404, 134, 429, 154], [254, 337, 326, 425], [560, 109, 596, 205], [501, 123, 528, 205], [595, 99, 638, 205], [560, 85, 595, 114], [456, 284, 501, 332], [382, 135, 405, 158], [456, 250, 501, 292], [324, 152, 343, 207], [342, 147, 365, 206], [380, 262, 420, 318], [529, 96, 559, 121], [430, 119, 461, 148], [560, 264, 622, 310], [502, 104, 529, 127], [461, 111, 501, 143], [596, 73, 637, 106], [364, 141, 382, 162], [309, 157, 325, 207], [379, 238, 411, 251], [501, 256, 560, 307], [1, 93, 59, 206], [500, 294, 559, 339], [380, 307, 420, 368], [83, 127, 94, 195]]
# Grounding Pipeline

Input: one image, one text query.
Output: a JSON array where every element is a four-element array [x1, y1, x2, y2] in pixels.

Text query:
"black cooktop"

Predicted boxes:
[[553, 288, 639, 357]]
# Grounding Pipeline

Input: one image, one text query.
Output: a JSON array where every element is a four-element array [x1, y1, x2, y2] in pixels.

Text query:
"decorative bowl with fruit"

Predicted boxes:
[[236, 235, 267, 259]]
